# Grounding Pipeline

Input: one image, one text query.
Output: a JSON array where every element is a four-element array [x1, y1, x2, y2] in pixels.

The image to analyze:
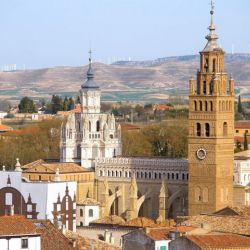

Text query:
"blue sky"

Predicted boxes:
[[0, 0, 249, 69]]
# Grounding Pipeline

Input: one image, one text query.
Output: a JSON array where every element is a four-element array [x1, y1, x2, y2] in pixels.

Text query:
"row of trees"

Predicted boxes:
[[0, 119, 188, 168], [18, 95, 78, 114]]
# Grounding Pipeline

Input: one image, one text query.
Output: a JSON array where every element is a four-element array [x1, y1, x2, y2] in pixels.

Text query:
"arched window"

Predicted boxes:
[[176, 173, 179, 180], [199, 101, 202, 111], [89, 121, 91, 132], [141, 172, 143, 179], [96, 121, 100, 132], [159, 173, 161, 179], [194, 101, 197, 111], [203, 187, 209, 202], [195, 187, 202, 202], [78, 121, 81, 132], [210, 101, 213, 111], [80, 209, 83, 217], [89, 209, 93, 217], [99, 170, 103, 177], [149, 172, 151, 179], [167, 173, 170, 179], [77, 145, 81, 158], [213, 58, 216, 72], [172, 173, 174, 180], [205, 123, 210, 137], [136, 172, 139, 178], [182, 173, 185, 180], [205, 101, 208, 111], [125, 172, 128, 178], [80, 222, 83, 226], [196, 123, 201, 136], [145, 172, 147, 179], [209, 81, 213, 94], [223, 122, 228, 136], [154, 173, 157, 179], [203, 81, 206, 94]]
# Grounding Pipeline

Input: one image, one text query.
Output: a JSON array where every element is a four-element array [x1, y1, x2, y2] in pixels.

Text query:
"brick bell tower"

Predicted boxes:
[[188, 2, 235, 215]]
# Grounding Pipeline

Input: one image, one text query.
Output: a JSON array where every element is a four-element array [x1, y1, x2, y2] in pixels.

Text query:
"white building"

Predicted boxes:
[[234, 150, 250, 186], [0, 215, 41, 250], [60, 51, 122, 168], [76, 198, 100, 226], [0, 160, 77, 231]]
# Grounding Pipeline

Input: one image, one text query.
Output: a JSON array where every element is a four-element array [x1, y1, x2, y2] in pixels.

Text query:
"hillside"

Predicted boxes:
[[0, 53, 250, 103]]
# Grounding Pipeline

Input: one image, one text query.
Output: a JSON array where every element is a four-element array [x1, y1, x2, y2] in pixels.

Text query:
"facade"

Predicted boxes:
[[22, 159, 95, 202], [188, 5, 235, 215], [60, 52, 122, 168], [95, 157, 188, 220], [0, 161, 77, 231], [0, 215, 41, 250], [76, 198, 100, 226]]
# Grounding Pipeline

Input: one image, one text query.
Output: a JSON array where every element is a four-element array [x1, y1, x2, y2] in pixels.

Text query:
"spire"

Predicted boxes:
[[203, 1, 220, 52], [81, 50, 99, 89], [87, 49, 94, 80]]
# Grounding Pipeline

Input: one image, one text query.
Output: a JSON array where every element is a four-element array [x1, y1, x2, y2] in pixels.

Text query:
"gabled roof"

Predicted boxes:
[[32, 220, 74, 250], [0, 215, 38, 236], [187, 234, 250, 249], [212, 206, 250, 217], [22, 159, 93, 174]]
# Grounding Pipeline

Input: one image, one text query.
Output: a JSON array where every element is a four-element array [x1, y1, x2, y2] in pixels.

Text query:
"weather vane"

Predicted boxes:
[[210, 0, 215, 14], [89, 49, 92, 64]]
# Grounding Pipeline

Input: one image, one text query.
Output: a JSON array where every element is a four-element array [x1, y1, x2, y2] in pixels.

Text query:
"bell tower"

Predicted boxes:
[[188, 2, 235, 215]]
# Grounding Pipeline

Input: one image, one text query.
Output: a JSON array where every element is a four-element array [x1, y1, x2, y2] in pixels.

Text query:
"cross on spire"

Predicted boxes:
[[210, 0, 215, 14], [89, 49, 92, 64]]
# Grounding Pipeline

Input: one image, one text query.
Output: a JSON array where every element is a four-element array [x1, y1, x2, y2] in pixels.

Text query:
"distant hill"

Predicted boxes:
[[0, 53, 250, 103]]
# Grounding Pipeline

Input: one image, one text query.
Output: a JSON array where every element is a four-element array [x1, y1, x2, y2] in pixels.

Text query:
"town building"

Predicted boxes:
[[0, 215, 41, 250], [76, 198, 100, 226], [60, 51, 122, 168], [188, 2, 235, 215], [0, 160, 77, 231]]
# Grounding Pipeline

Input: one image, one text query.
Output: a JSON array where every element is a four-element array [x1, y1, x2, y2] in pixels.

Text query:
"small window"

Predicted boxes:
[[205, 101, 208, 111], [21, 238, 28, 249], [213, 59, 216, 72], [110, 134, 114, 139], [199, 101, 202, 111], [236, 130, 239, 133], [96, 121, 100, 132], [80, 209, 83, 217], [39, 175, 41, 181], [5, 193, 12, 206], [196, 123, 201, 137], [205, 123, 210, 137], [246, 130, 248, 134], [203, 81, 206, 94], [194, 101, 197, 111], [89, 209, 93, 217]]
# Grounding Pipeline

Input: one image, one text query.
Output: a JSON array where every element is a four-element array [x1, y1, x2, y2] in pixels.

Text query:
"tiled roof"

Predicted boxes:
[[65, 230, 121, 250], [0, 124, 13, 131], [23, 159, 93, 173], [187, 234, 250, 248], [235, 121, 250, 129], [77, 198, 100, 206], [212, 206, 250, 217], [91, 215, 125, 225], [0, 215, 38, 236], [146, 228, 170, 241], [180, 214, 250, 236], [32, 220, 74, 250], [124, 217, 155, 228]]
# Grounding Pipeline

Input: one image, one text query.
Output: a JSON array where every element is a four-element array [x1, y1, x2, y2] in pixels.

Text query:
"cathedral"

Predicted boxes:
[[19, 3, 242, 223], [60, 51, 122, 168]]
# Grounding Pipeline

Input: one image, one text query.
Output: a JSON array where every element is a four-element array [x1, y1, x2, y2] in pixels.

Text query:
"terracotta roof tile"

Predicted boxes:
[[235, 121, 250, 129], [0, 124, 13, 131], [146, 228, 170, 241], [187, 234, 250, 248], [0, 215, 38, 236], [77, 198, 100, 206], [124, 217, 155, 228], [91, 215, 125, 225], [23, 159, 93, 174], [32, 220, 74, 250]]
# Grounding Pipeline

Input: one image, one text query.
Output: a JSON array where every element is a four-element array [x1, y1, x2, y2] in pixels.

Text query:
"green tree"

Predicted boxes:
[[62, 96, 69, 111], [18, 97, 37, 113], [51, 95, 63, 114], [238, 95, 243, 113], [67, 97, 75, 110], [0, 100, 11, 112], [244, 132, 249, 151]]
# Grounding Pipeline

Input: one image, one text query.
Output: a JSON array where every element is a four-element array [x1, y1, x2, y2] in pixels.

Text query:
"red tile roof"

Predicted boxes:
[[0, 124, 13, 132], [187, 234, 250, 248], [32, 220, 74, 250], [0, 215, 38, 236], [235, 122, 250, 129], [147, 228, 170, 241]]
